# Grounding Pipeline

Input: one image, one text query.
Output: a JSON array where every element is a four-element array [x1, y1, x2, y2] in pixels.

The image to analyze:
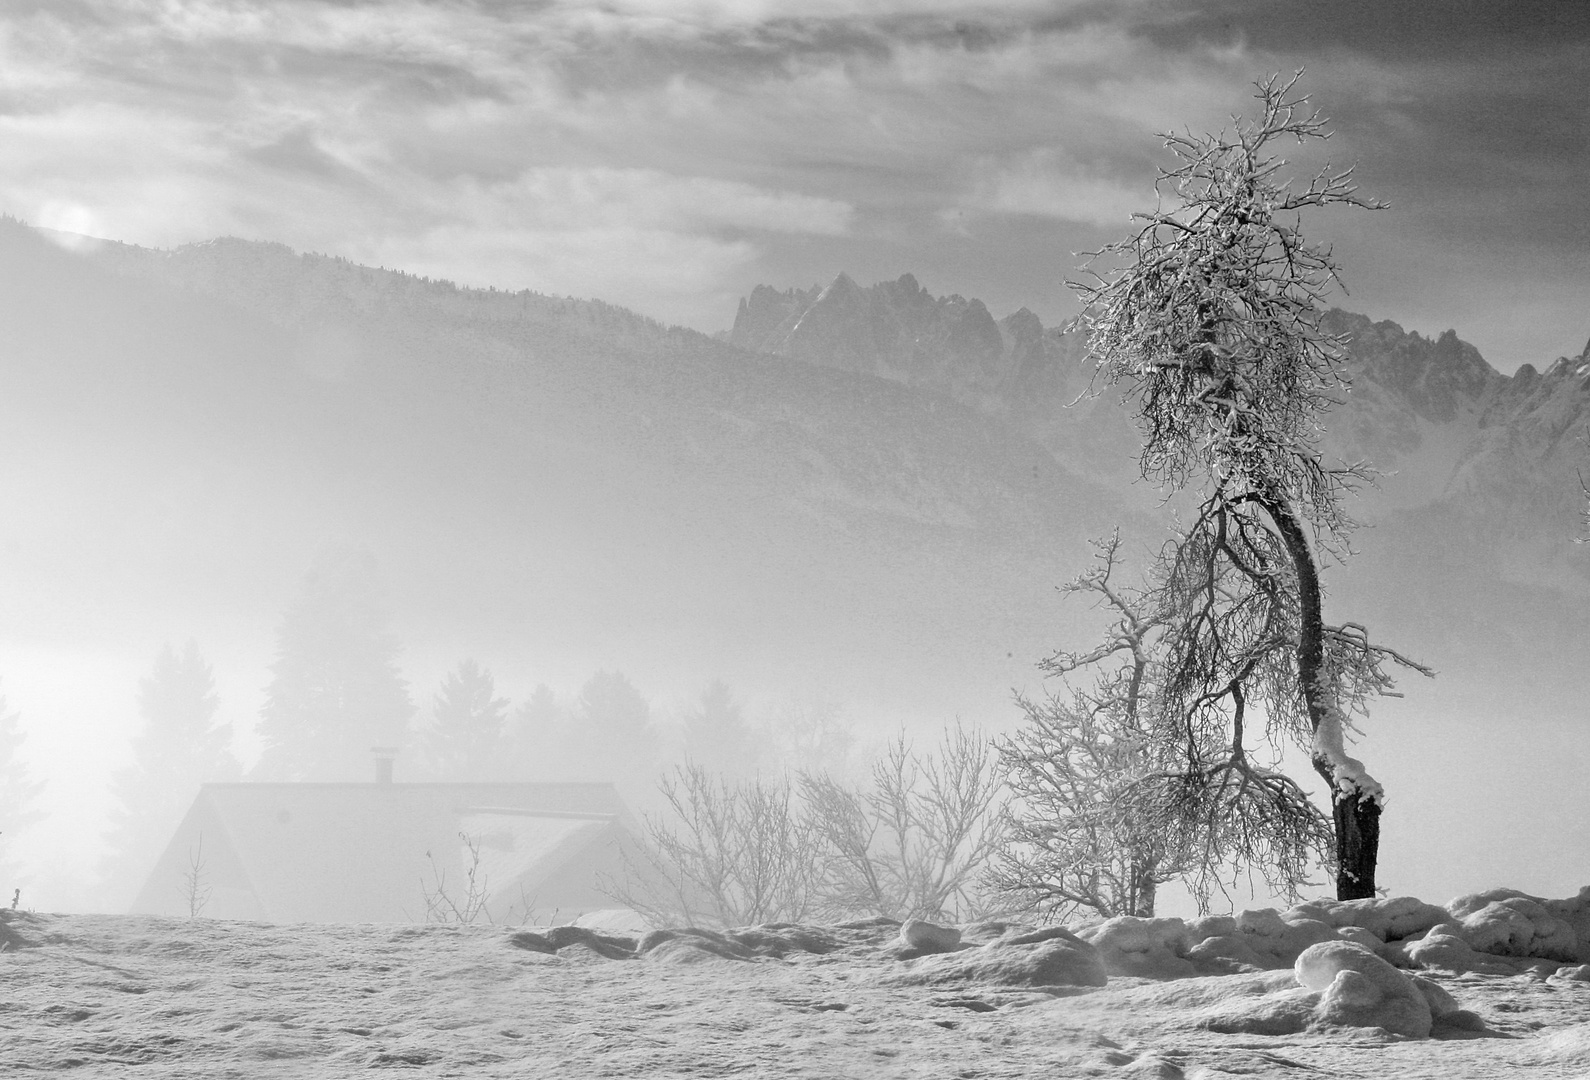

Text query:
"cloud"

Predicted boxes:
[[0, 0, 1583, 362], [964, 151, 1151, 228], [474, 168, 854, 236], [357, 222, 758, 329]]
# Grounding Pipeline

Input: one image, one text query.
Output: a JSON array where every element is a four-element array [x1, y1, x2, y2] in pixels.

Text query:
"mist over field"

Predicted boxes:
[[0, 214, 1586, 919], [1, 0, 1588, 936]]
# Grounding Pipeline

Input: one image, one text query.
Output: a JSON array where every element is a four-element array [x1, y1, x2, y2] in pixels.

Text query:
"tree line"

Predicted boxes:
[[89, 547, 863, 907]]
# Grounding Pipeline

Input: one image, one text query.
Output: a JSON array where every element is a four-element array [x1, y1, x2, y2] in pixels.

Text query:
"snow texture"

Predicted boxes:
[[5, 904, 1590, 1078], [888, 925, 1109, 989], [1080, 916, 1198, 979], [898, 918, 963, 955]]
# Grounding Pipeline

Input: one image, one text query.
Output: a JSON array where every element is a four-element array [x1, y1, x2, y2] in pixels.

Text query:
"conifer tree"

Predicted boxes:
[[574, 670, 660, 795], [502, 683, 565, 779], [101, 641, 238, 905], [254, 551, 414, 781], [422, 659, 510, 780], [681, 681, 758, 777]]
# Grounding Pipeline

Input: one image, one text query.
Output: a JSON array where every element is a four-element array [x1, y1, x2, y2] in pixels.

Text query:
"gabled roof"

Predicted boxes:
[[129, 782, 645, 924]]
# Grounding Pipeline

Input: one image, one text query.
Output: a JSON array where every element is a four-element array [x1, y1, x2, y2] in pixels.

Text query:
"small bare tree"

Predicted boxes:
[[801, 724, 1005, 922], [613, 764, 817, 928], [1073, 72, 1431, 899], [181, 833, 212, 918], [422, 832, 491, 925]]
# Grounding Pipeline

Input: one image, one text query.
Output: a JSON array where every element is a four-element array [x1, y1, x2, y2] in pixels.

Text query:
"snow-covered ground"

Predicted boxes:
[[4, 890, 1589, 1078]]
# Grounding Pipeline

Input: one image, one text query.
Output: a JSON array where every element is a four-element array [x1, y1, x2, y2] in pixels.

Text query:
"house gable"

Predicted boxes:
[[129, 782, 643, 924]]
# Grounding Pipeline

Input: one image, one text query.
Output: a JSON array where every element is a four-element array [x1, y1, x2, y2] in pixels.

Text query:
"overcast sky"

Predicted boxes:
[[3, 0, 1585, 371]]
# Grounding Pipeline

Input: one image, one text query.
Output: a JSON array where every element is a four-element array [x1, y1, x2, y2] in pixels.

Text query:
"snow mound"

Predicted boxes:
[[897, 918, 963, 956], [507, 925, 636, 959], [1079, 916, 1196, 979], [1196, 986, 1319, 1036], [1116, 1052, 1186, 1078], [639, 924, 846, 962], [1149, 970, 1314, 1035], [1295, 940, 1431, 1038], [1518, 1023, 1590, 1070], [723, 924, 845, 957], [1180, 908, 1337, 973], [1287, 895, 1448, 942], [1402, 922, 1522, 975], [507, 921, 845, 963], [1449, 890, 1583, 962], [640, 929, 755, 964], [887, 925, 1108, 989]]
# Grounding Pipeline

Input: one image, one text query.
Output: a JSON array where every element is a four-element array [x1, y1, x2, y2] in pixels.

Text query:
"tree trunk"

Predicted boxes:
[[1136, 871, 1158, 918], [1323, 775, 1379, 900], [1258, 494, 1379, 900]]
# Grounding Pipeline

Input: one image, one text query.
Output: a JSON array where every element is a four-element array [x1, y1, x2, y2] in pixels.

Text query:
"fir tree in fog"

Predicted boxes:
[[253, 551, 414, 781], [774, 700, 855, 777], [421, 659, 510, 781], [504, 683, 563, 779], [101, 642, 238, 906], [681, 681, 757, 777], [574, 670, 659, 794], [0, 683, 44, 894]]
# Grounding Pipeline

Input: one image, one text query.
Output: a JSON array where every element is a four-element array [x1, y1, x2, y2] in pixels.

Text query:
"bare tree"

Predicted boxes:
[[993, 533, 1187, 919], [181, 834, 212, 918], [613, 724, 1005, 927], [421, 832, 492, 925], [614, 764, 817, 928], [801, 725, 1005, 922], [1073, 73, 1431, 899]]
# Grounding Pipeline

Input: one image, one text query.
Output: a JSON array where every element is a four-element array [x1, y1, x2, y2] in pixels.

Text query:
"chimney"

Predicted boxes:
[[371, 746, 398, 784]]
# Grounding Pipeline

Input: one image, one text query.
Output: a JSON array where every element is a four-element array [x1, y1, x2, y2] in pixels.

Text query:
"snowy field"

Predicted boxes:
[[4, 892, 1590, 1079]]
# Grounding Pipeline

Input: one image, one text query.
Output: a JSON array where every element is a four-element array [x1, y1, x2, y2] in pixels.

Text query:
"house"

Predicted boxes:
[[129, 778, 651, 924]]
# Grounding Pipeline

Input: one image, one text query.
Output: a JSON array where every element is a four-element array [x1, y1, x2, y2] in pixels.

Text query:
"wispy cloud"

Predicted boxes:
[[962, 148, 1151, 228], [0, 1, 1583, 363]]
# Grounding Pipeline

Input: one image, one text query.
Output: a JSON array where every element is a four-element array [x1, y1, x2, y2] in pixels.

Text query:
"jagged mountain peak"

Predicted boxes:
[[1322, 310, 1500, 425], [729, 271, 1009, 400], [729, 271, 1589, 552]]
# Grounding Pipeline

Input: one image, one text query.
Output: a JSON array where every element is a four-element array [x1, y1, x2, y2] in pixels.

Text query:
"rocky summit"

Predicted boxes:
[[730, 272, 1590, 548]]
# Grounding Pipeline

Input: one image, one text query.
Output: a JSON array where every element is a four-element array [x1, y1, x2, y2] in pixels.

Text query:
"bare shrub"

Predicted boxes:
[[801, 725, 1006, 922], [995, 689, 1181, 921], [992, 533, 1179, 919], [612, 764, 816, 928], [422, 832, 491, 924], [181, 833, 212, 918], [613, 725, 1008, 927]]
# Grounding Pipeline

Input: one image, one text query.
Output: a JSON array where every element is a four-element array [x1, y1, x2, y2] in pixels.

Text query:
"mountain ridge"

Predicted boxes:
[[730, 270, 1590, 545]]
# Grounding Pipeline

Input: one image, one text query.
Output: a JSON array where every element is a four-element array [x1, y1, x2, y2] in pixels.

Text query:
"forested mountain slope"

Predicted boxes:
[[0, 222, 1124, 726]]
